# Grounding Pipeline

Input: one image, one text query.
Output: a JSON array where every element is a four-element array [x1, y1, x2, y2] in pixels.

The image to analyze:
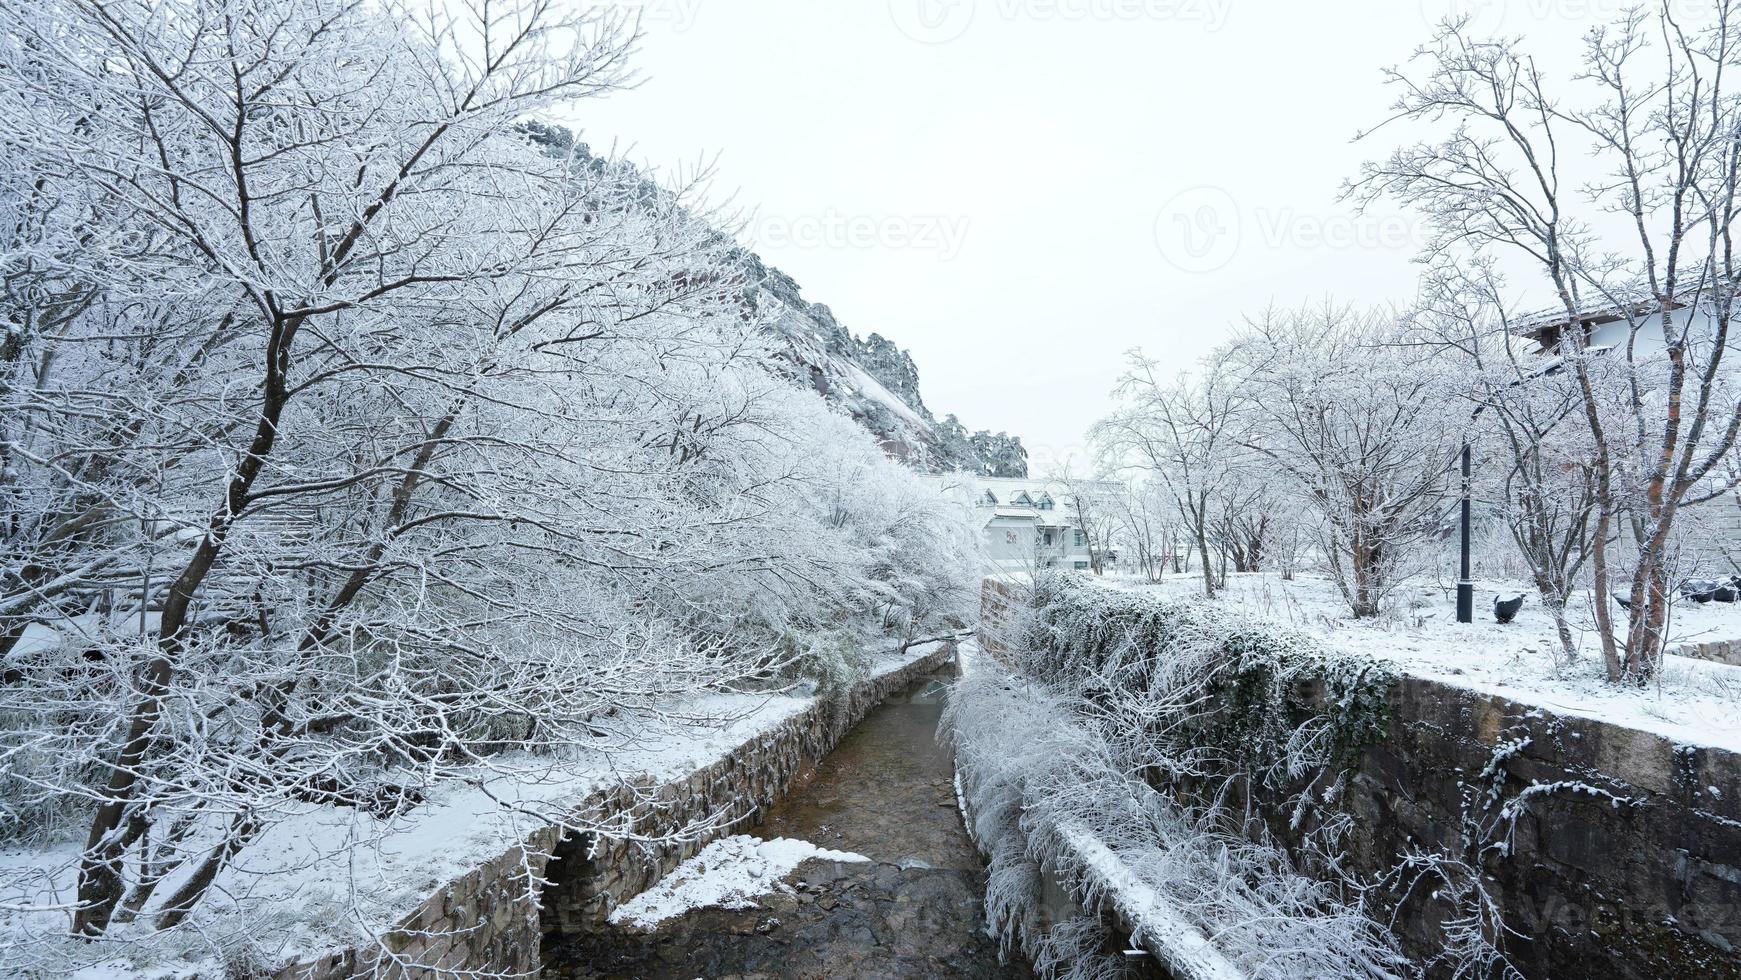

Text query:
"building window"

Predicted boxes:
[[1036, 493, 1055, 510], [1073, 561, 1090, 570], [1012, 492, 1033, 507], [1073, 529, 1087, 547], [1041, 529, 1056, 547], [982, 490, 998, 505]]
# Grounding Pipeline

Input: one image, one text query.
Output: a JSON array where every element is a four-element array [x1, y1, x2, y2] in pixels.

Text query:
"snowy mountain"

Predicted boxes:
[[518, 124, 1025, 477], [732, 248, 1028, 476]]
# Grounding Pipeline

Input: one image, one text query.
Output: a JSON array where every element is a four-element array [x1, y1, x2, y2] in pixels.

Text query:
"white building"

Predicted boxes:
[[1513, 288, 1741, 359], [932, 474, 1120, 573], [1513, 290, 1741, 562]]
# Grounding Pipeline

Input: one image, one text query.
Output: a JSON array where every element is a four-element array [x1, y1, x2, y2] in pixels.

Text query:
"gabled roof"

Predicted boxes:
[[1510, 282, 1706, 350]]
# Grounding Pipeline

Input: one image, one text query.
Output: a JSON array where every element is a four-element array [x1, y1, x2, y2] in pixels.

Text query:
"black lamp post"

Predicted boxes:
[[1457, 439, 1473, 624], [1455, 361, 1567, 625]]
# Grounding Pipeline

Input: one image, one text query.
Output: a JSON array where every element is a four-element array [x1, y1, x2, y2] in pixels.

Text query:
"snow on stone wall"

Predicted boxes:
[[1363, 676, 1741, 978], [979, 578, 1029, 661], [980, 577, 1741, 980], [269, 645, 956, 979], [1669, 637, 1741, 667]]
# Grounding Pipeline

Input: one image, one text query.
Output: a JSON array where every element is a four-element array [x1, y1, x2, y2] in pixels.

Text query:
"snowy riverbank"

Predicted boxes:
[[0, 642, 956, 979], [1113, 573, 1741, 754]]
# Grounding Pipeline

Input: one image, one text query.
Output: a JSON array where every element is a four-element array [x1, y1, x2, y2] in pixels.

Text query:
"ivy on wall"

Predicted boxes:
[[1020, 574, 1396, 814]]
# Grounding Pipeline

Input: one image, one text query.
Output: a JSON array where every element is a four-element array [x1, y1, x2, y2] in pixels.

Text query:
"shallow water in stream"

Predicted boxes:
[[543, 669, 1033, 979]]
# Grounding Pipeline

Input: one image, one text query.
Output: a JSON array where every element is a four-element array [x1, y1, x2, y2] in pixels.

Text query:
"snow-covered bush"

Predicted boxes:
[[1022, 574, 1394, 814], [946, 659, 1411, 980]]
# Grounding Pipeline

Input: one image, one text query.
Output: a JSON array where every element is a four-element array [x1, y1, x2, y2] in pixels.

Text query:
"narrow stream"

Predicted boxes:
[[545, 668, 1033, 978]]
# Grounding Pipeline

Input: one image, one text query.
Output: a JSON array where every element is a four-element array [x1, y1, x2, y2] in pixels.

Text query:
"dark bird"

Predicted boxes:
[[1494, 593, 1525, 624]]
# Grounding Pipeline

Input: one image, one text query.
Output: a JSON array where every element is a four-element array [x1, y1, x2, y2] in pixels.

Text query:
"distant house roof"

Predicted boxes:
[[928, 474, 1124, 526], [1510, 284, 1697, 351]]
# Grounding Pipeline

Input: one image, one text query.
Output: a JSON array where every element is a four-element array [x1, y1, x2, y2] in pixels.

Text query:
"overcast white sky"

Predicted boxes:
[[566, 0, 1629, 474]]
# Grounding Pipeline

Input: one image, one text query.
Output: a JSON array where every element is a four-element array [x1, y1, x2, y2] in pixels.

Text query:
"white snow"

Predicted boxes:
[[839, 360, 931, 433], [6, 611, 163, 659], [1109, 573, 1741, 754], [1056, 823, 1246, 980], [607, 834, 869, 930]]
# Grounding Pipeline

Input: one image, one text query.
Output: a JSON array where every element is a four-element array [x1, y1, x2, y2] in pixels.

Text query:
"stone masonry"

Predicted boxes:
[[268, 645, 956, 979], [1670, 638, 1741, 667]]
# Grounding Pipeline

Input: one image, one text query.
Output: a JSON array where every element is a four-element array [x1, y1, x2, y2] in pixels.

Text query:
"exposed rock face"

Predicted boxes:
[[734, 249, 1027, 476], [520, 122, 1027, 476]]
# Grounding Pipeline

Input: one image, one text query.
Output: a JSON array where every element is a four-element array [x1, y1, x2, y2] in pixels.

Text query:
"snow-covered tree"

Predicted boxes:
[[969, 430, 1030, 478], [1096, 354, 1249, 598], [0, 0, 980, 954], [1354, 2, 1741, 679], [1222, 305, 1463, 618], [1054, 468, 1119, 575], [1414, 261, 1606, 663], [1104, 478, 1174, 582]]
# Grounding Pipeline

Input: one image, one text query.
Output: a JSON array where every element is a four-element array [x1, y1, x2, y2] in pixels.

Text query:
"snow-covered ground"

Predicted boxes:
[[1108, 573, 1741, 754], [607, 835, 869, 930], [0, 643, 952, 978]]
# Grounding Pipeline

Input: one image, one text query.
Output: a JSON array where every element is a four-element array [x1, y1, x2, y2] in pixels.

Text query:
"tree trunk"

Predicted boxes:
[[1351, 532, 1382, 618], [74, 312, 300, 935], [1195, 496, 1216, 599]]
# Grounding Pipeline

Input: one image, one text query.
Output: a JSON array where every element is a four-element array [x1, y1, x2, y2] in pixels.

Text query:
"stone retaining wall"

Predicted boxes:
[[1670, 637, 1741, 667], [269, 645, 955, 979], [979, 578, 1027, 660], [979, 578, 1741, 980], [1363, 673, 1741, 978], [539, 647, 955, 938]]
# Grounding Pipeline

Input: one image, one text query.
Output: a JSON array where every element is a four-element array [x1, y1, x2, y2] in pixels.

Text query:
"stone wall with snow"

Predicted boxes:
[[1359, 675, 1741, 978], [268, 645, 956, 979], [979, 578, 1741, 980]]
